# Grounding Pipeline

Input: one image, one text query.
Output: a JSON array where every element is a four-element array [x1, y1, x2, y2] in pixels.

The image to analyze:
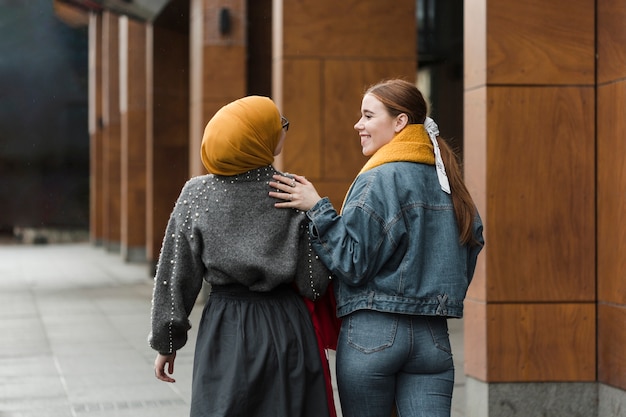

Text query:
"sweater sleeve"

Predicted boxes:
[[293, 216, 334, 301], [149, 182, 206, 354]]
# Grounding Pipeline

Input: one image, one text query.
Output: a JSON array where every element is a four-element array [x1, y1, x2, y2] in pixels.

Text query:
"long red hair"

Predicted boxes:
[[366, 79, 480, 246]]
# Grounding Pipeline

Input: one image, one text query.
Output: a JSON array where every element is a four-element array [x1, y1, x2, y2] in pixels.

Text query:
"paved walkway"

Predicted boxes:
[[0, 243, 466, 417]]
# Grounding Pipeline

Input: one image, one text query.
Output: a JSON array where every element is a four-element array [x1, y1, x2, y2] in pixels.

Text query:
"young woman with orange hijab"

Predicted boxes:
[[270, 79, 484, 417], [149, 96, 336, 417]]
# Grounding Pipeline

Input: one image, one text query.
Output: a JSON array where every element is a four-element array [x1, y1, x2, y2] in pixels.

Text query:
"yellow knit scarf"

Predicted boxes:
[[358, 124, 434, 175], [340, 124, 434, 212]]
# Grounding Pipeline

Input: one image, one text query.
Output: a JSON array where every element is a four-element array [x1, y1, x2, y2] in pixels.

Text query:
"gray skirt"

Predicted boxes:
[[190, 284, 330, 417]]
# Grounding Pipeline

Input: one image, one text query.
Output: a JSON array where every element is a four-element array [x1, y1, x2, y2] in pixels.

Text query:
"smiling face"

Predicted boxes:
[[354, 93, 405, 156]]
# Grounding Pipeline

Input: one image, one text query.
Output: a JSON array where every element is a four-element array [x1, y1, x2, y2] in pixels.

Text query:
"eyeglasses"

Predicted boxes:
[[281, 116, 290, 131]]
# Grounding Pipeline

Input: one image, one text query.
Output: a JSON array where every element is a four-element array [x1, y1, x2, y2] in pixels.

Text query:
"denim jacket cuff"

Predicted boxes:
[[306, 197, 335, 238], [307, 197, 332, 218]]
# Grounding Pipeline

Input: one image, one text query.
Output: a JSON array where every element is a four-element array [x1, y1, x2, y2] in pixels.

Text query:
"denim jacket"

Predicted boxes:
[[307, 161, 484, 318]]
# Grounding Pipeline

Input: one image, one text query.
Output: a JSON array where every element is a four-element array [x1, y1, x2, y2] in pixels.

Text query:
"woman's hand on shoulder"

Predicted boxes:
[[269, 174, 322, 212]]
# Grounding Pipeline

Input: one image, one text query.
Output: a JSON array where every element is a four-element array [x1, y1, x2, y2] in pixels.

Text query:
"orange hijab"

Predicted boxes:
[[201, 96, 282, 176]]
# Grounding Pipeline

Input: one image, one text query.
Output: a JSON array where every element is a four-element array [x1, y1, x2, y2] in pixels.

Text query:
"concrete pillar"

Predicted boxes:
[[463, 0, 606, 414]]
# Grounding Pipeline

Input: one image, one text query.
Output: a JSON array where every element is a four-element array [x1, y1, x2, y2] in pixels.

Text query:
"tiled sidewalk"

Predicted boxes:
[[0, 243, 196, 416], [0, 243, 466, 417]]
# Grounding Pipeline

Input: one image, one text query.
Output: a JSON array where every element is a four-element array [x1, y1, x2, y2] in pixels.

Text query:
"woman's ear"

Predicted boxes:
[[394, 113, 409, 132]]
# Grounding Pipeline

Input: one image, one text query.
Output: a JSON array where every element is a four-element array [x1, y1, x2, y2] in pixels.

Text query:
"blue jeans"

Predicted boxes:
[[336, 310, 454, 417]]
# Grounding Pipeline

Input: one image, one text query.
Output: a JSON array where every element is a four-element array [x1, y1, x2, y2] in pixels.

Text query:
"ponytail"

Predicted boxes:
[[365, 78, 481, 247], [438, 138, 481, 247]]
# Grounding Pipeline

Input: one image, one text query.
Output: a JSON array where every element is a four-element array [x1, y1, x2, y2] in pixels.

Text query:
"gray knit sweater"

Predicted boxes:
[[149, 165, 333, 354]]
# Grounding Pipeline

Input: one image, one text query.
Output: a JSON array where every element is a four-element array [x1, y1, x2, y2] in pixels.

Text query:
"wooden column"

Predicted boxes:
[[188, 0, 246, 179], [101, 11, 122, 252], [597, 0, 626, 401], [119, 16, 148, 263], [464, 0, 598, 414], [88, 12, 103, 245], [272, 0, 416, 206]]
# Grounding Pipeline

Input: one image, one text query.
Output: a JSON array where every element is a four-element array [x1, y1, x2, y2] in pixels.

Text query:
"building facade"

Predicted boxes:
[[55, 0, 626, 415]]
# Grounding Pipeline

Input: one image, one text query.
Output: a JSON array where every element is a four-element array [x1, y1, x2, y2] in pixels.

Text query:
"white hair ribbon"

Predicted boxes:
[[424, 117, 451, 194]]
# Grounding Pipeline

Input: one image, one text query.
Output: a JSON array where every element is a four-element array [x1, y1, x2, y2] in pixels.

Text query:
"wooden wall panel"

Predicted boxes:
[[283, 0, 414, 58], [281, 59, 322, 178], [487, 86, 595, 302], [465, 0, 625, 404], [202, 45, 246, 99], [487, 303, 596, 382], [195, 43, 246, 173], [201, 101, 231, 132], [189, 0, 246, 177], [200, 0, 245, 102], [598, 304, 626, 390], [202, 0, 245, 46], [597, 81, 626, 306], [276, 0, 416, 210], [487, 0, 594, 85], [597, 0, 626, 83], [322, 60, 415, 180]]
